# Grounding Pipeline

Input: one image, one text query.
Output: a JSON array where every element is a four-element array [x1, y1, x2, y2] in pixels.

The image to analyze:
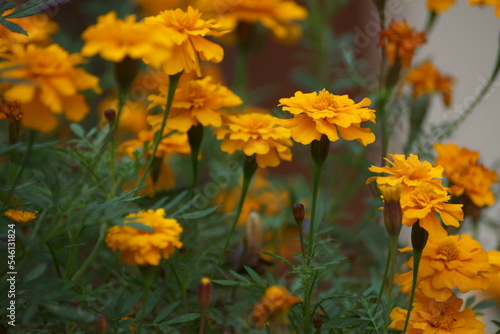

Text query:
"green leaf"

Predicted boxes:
[[322, 316, 360, 329], [0, 18, 27, 34], [243, 266, 265, 286], [229, 270, 251, 284], [4, 0, 70, 19], [465, 295, 476, 308], [472, 300, 498, 310], [211, 279, 249, 287], [154, 301, 181, 323], [262, 251, 293, 267], [69, 123, 85, 138], [173, 203, 221, 220], [164, 313, 200, 325], [120, 222, 155, 233], [24, 263, 48, 282]]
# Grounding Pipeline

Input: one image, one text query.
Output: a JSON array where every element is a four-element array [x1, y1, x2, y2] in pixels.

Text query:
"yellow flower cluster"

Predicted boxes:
[[252, 286, 302, 329], [405, 61, 454, 107], [435, 142, 498, 208], [105, 209, 183, 266]]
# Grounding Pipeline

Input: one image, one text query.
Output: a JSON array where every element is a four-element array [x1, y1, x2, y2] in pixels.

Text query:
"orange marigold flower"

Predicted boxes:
[[215, 112, 293, 168], [406, 61, 454, 107], [389, 293, 485, 333], [469, 0, 500, 18], [396, 234, 490, 301], [105, 209, 183, 266], [278, 90, 376, 146], [400, 182, 463, 237], [0, 44, 101, 132], [379, 20, 426, 68], [4, 209, 37, 223], [81, 11, 172, 65], [484, 250, 500, 300], [144, 6, 226, 76], [252, 286, 302, 329], [0, 98, 22, 123], [148, 76, 242, 132], [120, 127, 190, 158], [195, 0, 307, 42], [427, 0, 456, 13], [366, 154, 443, 187]]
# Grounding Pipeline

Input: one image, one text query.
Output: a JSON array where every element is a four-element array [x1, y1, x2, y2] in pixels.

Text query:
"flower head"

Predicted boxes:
[[484, 250, 500, 300], [278, 90, 376, 145], [105, 209, 183, 266], [367, 154, 443, 187], [389, 293, 485, 333], [400, 182, 463, 237], [396, 234, 490, 301], [4, 209, 37, 223], [81, 12, 172, 65], [469, 0, 500, 18], [144, 6, 226, 76], [252, 286, 302, 329], [405, 61, 454, 107], [195, 0, 307, 42], [0, 44, 100, 132], [148, 76, 242, 132], [215, 112, 293, 168], [427, 0, 456, 13], [379, 20, 426, 68]]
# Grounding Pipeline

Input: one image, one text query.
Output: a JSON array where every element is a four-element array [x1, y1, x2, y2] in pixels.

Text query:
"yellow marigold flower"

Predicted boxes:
[[81, 12, 172, 65], [195, 0, 307, 42], [469, 0, 500, 18], [148, 76, 242, 132], [99, 95, 149, 133], [396, 234, 490, 302], [144, 6, 226, 76], [389, 293, 486, 333], [427, 0, 456, 13], [105, 209, 183, 266], [435, 143, 498, 207], [0, 9, 58, 49], [379, 20, 426, 68], [252, 286, 302, 329], [4, 209, 37, 223], [405, 61, 454, 107], [484, 250, 500, 300], [120, 128, 190, 158], [400, 182, 463, 237], [214, 112, 293, 168], [366, 154, 444, 187], [278, 90, 376, 146], [0, 44, 100, 132]]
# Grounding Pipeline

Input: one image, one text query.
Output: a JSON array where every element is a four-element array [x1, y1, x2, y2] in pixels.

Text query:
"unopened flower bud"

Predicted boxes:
[[198, 277, 213, 310], [378, 184, 403, 237], [96, 314, 107, 334], [104, 109, 116, 123], [313, 314, 323, 330], [311, 134, 330, 165], [411, 220, 429, 253], [292, 203, 305, 225], [113, 56, 139, 94], [240, 210, 264, 270]]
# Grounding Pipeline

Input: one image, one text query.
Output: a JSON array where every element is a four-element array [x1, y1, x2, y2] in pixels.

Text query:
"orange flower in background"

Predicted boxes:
[[81, 11, 172, 65], [215, 112, 293, 168], [484, 250, 500, 300], [148, 76, 242, 132], [144, 6, 226, 76], [379, 20, 426, 68], [396, 234, 490, 301], [405, 61, 454, 107], [252, 286, 302, 329], [120, 128, 190, 158], [0, 44, 101, 132], [195, 0, 307, 43], [4, 209, 37, 223], [0, 98, 22, 123], [105, 209, 183, 266], [400, 182, 463, 237], [427, 0, 456, 13], [279, 90, 376, 146], [469, 0, 500, 18], [366, 154, 443, 187], [389, 293, 485, 333], [99, 95, 149, 133], [434, 143, 498, 207]]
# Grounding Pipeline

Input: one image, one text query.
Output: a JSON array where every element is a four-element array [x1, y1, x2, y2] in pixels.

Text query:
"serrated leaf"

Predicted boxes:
[[229, 270, 251, 284], [465, 295, 476, 308], [243, 266, 265, 286], [69, 123, 85, 138], [0, 1, 16, 13], [173, 203, 221, 220], [154, 301, 181, 323], [120, 222, 155, 233], [472, 300, 498, 310], [160, 191, 188, 211], [4, 0, 71, 19], [211, 279, 249, 287], [262, 251, 293, 267], [0, 17, 27, 34], [164, 313, 200, 325], [322, 316, 360, 329]]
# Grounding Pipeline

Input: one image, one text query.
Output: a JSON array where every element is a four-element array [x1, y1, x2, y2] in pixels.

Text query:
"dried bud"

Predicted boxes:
[[104, 109, 116, 123], [198, 277, 213, 310], [292, 203, 305, 224], [411, 220, 429, 253], [313, 314, 323, 330]]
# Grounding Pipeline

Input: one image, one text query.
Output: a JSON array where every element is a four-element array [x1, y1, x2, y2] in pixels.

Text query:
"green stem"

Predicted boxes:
[[46, 241, 63, 279], [402, 250, 422, 333], [199, 309, 207, 334], [167, 262, 189, 330], [307, 161, 324, 264], [218, 155, 257, 265], [375, 238, 392, 308], [425, 11, 438, 35], [387, 235, 398, 308], [71, 222, 107, 282], [136, 72, 183, 191], [303, 272, 319, 334], [137, 266, 156, 334], [188, 124, 204, 191]]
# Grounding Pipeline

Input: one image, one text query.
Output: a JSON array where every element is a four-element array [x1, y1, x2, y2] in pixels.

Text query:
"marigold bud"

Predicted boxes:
[[96, 314, 107, 334], [198, 277, 213, 310], [378, 184, 403, 237], [113, 56, 139, 93], [104, 109, 116, 123], [311, 134, 330, 165], [411, 220, 429, 253], [292, 203, 305, 224], [240, 210, 264, 270], [313, 314, 323, 330]]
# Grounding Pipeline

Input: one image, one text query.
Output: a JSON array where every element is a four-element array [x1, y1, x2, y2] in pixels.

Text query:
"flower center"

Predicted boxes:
[[428, 303, 454, 329], [436, 239, 459, 261]]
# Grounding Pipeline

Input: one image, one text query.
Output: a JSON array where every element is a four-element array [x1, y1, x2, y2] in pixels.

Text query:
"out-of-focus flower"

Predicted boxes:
[[120, 127, 190, 158], [81, 12, 172, 65], [484, 250, 500, 300], [379, 20, 426, 68], [0, 98, 22, 123], [195, 0, 307, 43], [144, 6, 226, 76], [366, 154, 443, 187], [427, 0, 456, 13], [4, 209, 37, 223], [278, 90, 376, 146], [99, 95, 149, 133], [252, 286, 302, 329], [396, 234, 490, 301], [405, 60, 454, 107], [0, 44, 100, 132], [400, 182, 463, 237], [469, 0, 500, 18], [389, 293, 486, 333], [134, 0, 184, 15], [435, 143, 498, 207], [148, 76, 242, 132], [215, 112, 293, 168], [105, 208, 183, 266]]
